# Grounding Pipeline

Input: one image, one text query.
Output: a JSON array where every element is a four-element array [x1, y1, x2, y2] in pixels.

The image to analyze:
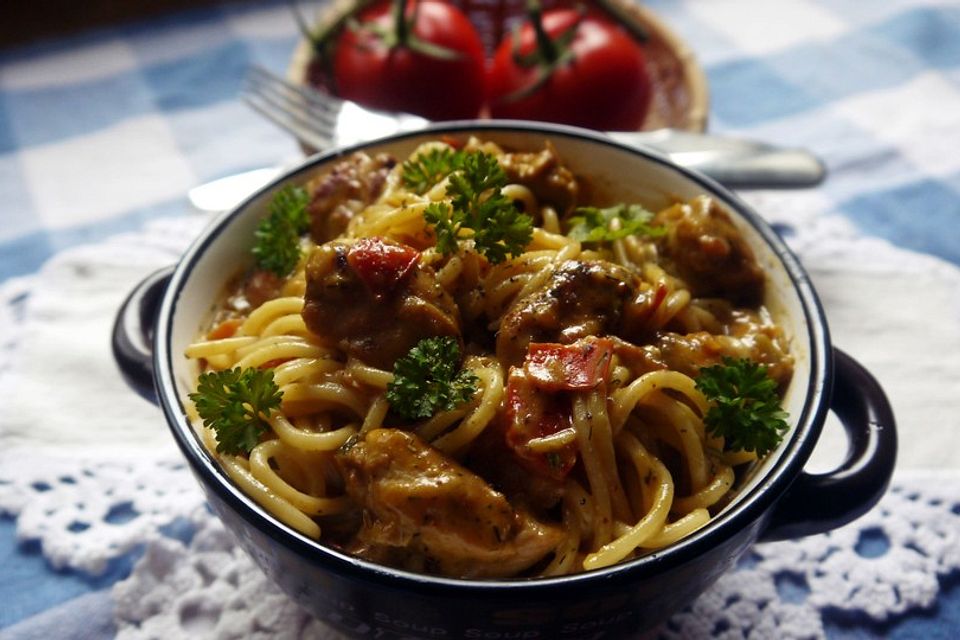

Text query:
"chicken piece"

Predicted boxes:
[[652, 321, 793, 388], [307, 152, 396, 243], [336, 428, 565, 578], [654, 196, 765, 305], [464, 422, 566, 513], [496, 260, 646, 367], [302, 238, 461, 369], [241, 269, 284, 309], [498, 142, 579, 214], [727, 308, 794, 386]]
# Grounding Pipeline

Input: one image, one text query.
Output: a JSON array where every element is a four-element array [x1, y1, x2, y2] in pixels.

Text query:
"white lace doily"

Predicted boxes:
[[1, 200, 959, 638], [1, 454, 957, 640]]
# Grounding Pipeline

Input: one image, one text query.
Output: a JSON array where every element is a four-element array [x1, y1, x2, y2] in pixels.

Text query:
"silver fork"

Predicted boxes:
[[244, 66, 430, 151], [242, 65, 826, 189]]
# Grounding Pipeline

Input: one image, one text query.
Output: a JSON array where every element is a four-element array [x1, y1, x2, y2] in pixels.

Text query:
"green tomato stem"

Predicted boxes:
[[527, 0, 559, 63], [392, 0, 408, 46]]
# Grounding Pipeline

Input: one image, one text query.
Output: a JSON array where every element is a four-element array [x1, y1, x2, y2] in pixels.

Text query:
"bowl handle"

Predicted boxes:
[[760, 348, 897, 541], [111, 265, 175, 404]]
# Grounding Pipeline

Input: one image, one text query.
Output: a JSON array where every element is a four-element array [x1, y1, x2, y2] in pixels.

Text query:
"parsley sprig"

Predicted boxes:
[[251, 185, 310, 276], [386, 336, 479, 420], [567, 203, 666, 243], [402, 147, 466, 194], [422, 151, 533, 264], [189, 367, 282, 455], [695, 357, 790, 456]]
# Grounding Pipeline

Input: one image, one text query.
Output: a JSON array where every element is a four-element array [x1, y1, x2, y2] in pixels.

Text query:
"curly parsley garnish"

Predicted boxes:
[[695, 357, 790, 456], [567, 203, 666, 243], [251, 185, 310, 276], [189, 367, 282, 455], [422, 151, 533, 264], [386, 336, 479, 420], [402, 147, 467, 194]]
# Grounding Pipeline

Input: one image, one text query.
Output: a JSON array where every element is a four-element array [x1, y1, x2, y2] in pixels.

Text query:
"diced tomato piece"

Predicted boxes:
[[346, 237, 420, 296], [504, 369, 578, 480], [651, 282, 668, 311], [524, 337, 615, 392], [439, 135, 463, 149], [505, 338, 617, 479], [641, 282, 668, 323], [207, 318, 243, 340]]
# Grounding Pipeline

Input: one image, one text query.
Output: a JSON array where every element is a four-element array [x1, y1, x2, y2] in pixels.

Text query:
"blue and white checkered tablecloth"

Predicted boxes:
[[1, 0, 959, 281], [0, 1, 303, 282], [1, 0, 959, 638]]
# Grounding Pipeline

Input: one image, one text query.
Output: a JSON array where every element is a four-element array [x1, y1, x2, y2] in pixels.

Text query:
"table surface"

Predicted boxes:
[[1, 0, 959, 638]]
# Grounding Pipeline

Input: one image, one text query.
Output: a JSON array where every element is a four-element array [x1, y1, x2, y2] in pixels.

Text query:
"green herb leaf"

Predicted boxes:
[[567, 203, 666, 243], [695, 357, 790, 457], [423, 202, 464, 257], [386, 336, 479, 420], [402, 147, 466, 195], [423, 150, 533, 263], [189, 367, 282, 455], [251, 185, 311, 276]]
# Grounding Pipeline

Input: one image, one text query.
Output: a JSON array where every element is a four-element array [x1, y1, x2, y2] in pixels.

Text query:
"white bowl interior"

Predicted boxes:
[[165, 128, 814, 538]]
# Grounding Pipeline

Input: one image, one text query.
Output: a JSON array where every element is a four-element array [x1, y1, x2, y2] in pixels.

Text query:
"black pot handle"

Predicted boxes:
[[760, 348, 897, 541], [111, 265, 175, 405]]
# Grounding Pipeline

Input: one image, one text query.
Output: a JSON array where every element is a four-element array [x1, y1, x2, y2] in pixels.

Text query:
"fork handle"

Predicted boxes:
[[608, 131, 827, 189], [676, 149, 827, 189]]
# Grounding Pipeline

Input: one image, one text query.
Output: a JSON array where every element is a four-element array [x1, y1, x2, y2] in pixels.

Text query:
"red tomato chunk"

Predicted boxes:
[[524, 337, 615, 391], [346, 237, 420, 296]]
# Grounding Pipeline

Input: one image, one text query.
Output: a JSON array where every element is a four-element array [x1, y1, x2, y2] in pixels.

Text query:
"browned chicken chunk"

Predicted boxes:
[[498, 143, 579, 214], [336, 428, 565, 578], [496, 259, 657, 366], [654, 196, 765, 305], [654, 316, 793, 387], [302, 238, 461, 369], [241, 269, 284, 309], [495, 249, 789, 384], [307, 152, 396, 243], [606, 309, 792, 387], [465, 418, 566, 513]]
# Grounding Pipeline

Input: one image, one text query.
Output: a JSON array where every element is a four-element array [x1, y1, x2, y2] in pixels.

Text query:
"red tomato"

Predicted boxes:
[[333, 0, 486, 121], [524, 337, 615, 391], [346, 237, 420, 295], [503, 337, 616, 479], [487, 8, 652, 130], [206, 318, 243, 340], [504, 369, 578, 480]]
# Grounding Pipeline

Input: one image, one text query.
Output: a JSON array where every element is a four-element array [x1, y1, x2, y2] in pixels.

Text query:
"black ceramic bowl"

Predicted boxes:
[[114, 122, 896, 639]]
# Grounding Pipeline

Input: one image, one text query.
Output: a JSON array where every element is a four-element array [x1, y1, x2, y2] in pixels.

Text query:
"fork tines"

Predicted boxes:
[[243, 65, 344, 151]]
